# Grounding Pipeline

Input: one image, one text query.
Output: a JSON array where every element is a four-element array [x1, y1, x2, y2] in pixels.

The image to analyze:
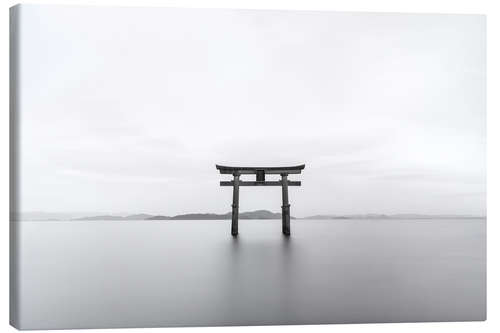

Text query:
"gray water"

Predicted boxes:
[[16, 219, 486, 329]]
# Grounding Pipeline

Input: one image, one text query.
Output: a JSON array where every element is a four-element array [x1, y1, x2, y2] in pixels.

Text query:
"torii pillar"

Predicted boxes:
[[281, 173, 290, 235], [231, 172, 240, 236]]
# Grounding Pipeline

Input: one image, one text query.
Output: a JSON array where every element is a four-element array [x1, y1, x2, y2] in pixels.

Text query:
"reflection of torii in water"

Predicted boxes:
[[216, 164, 305, 236]]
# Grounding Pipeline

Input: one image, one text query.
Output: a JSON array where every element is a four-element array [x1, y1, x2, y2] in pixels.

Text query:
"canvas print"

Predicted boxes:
[[10, 4, 486, 330]]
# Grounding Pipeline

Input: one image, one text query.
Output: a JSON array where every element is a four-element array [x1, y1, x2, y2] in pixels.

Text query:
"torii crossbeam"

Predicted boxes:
[[216, 164, 305, 236]]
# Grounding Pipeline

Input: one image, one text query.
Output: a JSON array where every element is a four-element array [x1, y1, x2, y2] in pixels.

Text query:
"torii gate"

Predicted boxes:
[[216, 164, 305, 236]]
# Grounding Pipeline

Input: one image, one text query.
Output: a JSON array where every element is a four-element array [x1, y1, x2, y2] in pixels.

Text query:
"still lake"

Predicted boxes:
[[17, 219, 486, 329]]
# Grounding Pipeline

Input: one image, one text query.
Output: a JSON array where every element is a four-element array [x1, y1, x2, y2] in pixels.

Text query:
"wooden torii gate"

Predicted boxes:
[[216, 164, 305, 236]]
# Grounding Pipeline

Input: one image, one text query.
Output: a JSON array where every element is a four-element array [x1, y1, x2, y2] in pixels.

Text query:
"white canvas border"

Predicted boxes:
[[1, 1, 497, 332]]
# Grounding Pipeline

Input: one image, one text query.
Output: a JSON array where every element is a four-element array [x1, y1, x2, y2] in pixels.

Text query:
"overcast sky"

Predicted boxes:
[[16, 5, 485, 217]]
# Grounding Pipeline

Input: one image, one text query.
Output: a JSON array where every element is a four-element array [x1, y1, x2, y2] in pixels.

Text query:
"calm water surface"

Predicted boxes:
[[17, 219, 486, 329]]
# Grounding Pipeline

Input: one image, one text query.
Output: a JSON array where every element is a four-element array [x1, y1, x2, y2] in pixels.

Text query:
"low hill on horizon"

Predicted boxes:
[[155, 210, 290, 220]]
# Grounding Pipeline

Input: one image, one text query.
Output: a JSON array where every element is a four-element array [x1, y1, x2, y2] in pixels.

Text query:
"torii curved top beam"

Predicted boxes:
[[216, 164, 305, 174]]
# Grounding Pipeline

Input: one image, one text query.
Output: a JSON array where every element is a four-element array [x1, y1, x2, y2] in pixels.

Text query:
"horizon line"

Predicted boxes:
[[16, 210, 487, 219]]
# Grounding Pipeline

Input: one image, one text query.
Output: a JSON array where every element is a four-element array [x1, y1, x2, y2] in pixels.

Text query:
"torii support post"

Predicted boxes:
[[216, 164, 305, 236], [231, 172, 240, 236], [281, 173, 290, 236]]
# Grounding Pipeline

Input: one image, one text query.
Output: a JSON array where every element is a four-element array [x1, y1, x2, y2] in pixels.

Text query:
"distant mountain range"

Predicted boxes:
[[72, 210, 288, 221], [19, 210, 485, 221]]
